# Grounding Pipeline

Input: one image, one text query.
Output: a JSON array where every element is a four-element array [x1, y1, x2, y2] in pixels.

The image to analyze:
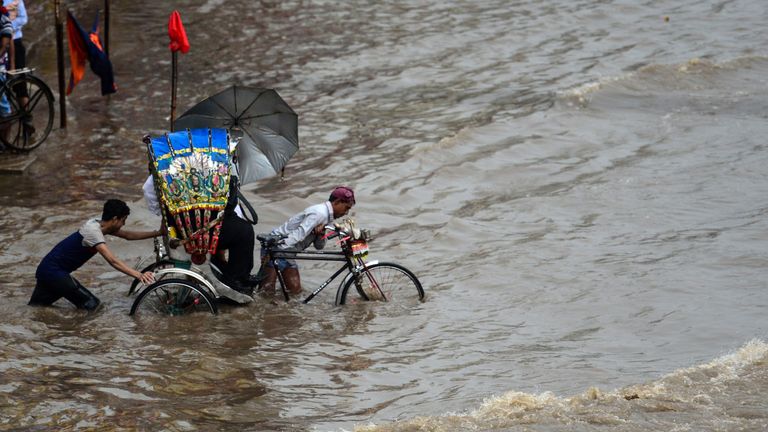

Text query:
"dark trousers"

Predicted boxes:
[[29, 275, 100, 310], [13, 39, 28, 98], [215, 212, 254, 282]]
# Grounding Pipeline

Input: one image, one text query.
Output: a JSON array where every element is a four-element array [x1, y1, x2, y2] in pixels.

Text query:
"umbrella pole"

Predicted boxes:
[[170, 51, 178, 131]]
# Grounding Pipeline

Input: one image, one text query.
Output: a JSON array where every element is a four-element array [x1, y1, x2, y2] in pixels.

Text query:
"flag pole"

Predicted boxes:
[[53, 0, 66, 128], [104, 0, 110, 57], [168, 10, 189, 132], [170, 50, 177, 131]]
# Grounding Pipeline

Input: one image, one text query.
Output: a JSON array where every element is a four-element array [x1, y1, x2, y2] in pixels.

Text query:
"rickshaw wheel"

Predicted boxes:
[[128, 259, 177, 296], [130, 279, 218, 316]]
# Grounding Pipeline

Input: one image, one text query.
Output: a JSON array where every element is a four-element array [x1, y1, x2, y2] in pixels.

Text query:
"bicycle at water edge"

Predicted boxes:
[[0, 68, 54, 152]]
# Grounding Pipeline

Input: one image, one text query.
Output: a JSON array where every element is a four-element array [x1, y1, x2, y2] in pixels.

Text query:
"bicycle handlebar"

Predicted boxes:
[[257, 225, 369, 249], [323, 225, 345, 240]]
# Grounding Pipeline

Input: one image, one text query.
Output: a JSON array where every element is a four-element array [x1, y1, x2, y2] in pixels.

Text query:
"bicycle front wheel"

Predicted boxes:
[[0, 74, 54, 152], [335, 262, 425, 306], [130, 279, 218, 316]]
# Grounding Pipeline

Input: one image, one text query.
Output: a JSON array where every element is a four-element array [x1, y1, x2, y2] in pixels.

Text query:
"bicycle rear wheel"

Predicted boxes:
[[335, 262, 425, 306], [130, 278, 218, 316], [0, 75, 54, 151]]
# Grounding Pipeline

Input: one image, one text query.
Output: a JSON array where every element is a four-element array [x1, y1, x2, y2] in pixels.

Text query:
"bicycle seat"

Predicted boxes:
[[257, 233, 286, 247], [6, 67, 34, 76]]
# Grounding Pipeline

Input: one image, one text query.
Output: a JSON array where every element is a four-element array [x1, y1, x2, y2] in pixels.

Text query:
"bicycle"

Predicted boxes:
[[0, 68, 54, 152], [128, 220, 425, 315], [257, 221, 425, 306]]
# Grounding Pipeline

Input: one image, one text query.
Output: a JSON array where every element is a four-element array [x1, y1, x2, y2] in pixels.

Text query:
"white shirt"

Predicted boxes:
[[271, 202, 333, 250], [79, 218, 106, 247]]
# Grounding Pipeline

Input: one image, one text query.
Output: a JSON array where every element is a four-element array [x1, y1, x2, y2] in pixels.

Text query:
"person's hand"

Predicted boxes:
[[313, 224, 325, 235], [138, 271, 155, 285]]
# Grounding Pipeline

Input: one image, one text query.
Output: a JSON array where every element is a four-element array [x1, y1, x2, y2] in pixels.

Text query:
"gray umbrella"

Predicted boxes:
[[173, 85, 299, 185]]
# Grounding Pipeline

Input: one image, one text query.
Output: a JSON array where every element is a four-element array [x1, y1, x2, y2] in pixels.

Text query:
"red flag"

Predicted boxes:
[[168, 11, 190, 53]]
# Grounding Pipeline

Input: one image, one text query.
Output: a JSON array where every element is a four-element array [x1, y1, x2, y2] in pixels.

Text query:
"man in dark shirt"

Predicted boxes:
[[30, 199, 160, 310]]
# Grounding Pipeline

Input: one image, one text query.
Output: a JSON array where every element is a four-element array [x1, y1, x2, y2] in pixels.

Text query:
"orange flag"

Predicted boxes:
[[66, 10, 116, 95]]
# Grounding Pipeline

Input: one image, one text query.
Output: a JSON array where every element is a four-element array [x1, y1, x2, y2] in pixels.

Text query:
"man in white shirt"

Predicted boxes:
[[260, 186, 355, 295]]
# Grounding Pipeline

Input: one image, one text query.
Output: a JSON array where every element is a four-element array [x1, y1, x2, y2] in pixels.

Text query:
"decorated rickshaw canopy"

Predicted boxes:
[[146, 128, 233, 260]]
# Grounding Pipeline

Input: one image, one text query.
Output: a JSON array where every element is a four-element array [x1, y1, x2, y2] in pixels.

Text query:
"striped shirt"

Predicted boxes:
[[0, 13, 12, 72]]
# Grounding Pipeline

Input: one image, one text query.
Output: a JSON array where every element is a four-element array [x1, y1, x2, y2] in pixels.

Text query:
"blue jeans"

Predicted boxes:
[[0, 73, 10, 117]]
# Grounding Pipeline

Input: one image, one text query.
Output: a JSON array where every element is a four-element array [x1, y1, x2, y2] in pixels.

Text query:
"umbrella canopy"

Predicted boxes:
[[173, 85, 299, 185]]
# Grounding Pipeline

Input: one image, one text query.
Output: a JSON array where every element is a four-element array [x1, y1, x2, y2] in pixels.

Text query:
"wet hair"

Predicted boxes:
[[102, 199, 130, 221]]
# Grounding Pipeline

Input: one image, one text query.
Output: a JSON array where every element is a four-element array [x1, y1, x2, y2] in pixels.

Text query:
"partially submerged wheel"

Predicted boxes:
[[130, 278, 217, 316], [128, 259, 177, 296], [335, 262, 425, 306]]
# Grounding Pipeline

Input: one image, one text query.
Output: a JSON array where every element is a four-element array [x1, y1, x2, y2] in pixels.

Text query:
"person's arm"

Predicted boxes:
[[12, 1, 26, 31], [282, 212, 326, 249], [113, 227, 162, 241], [95, 243, 155, 284], [0, 34, 9, 60], [312, 224, 327, 250], [224, 175, 240, 215]]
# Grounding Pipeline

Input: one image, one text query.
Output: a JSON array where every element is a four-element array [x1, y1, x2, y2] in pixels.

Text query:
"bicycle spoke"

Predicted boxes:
[[362, 270, 387, 301], [131, 279, 217, 316], [7, 93, 21, 111], [337, 262, 424, 306], [26, 88, 44, 111]]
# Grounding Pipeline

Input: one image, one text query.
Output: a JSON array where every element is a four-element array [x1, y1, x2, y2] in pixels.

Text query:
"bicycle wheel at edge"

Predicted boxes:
[[0, 75, 54, 152], [335, 262, 425, 306], [130, 278, 218, 316], [128, 259, 177, 296]]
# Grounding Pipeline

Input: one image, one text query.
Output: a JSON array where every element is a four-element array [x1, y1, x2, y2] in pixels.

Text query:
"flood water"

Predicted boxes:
[[1, 0, 767, 430]]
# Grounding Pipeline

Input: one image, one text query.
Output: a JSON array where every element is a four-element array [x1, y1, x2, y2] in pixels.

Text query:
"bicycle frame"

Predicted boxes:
[[264, 246, 368, 304]]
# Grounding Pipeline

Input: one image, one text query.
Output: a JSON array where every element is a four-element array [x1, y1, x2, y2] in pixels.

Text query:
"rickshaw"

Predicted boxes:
[[128, 127, 256, 315]]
